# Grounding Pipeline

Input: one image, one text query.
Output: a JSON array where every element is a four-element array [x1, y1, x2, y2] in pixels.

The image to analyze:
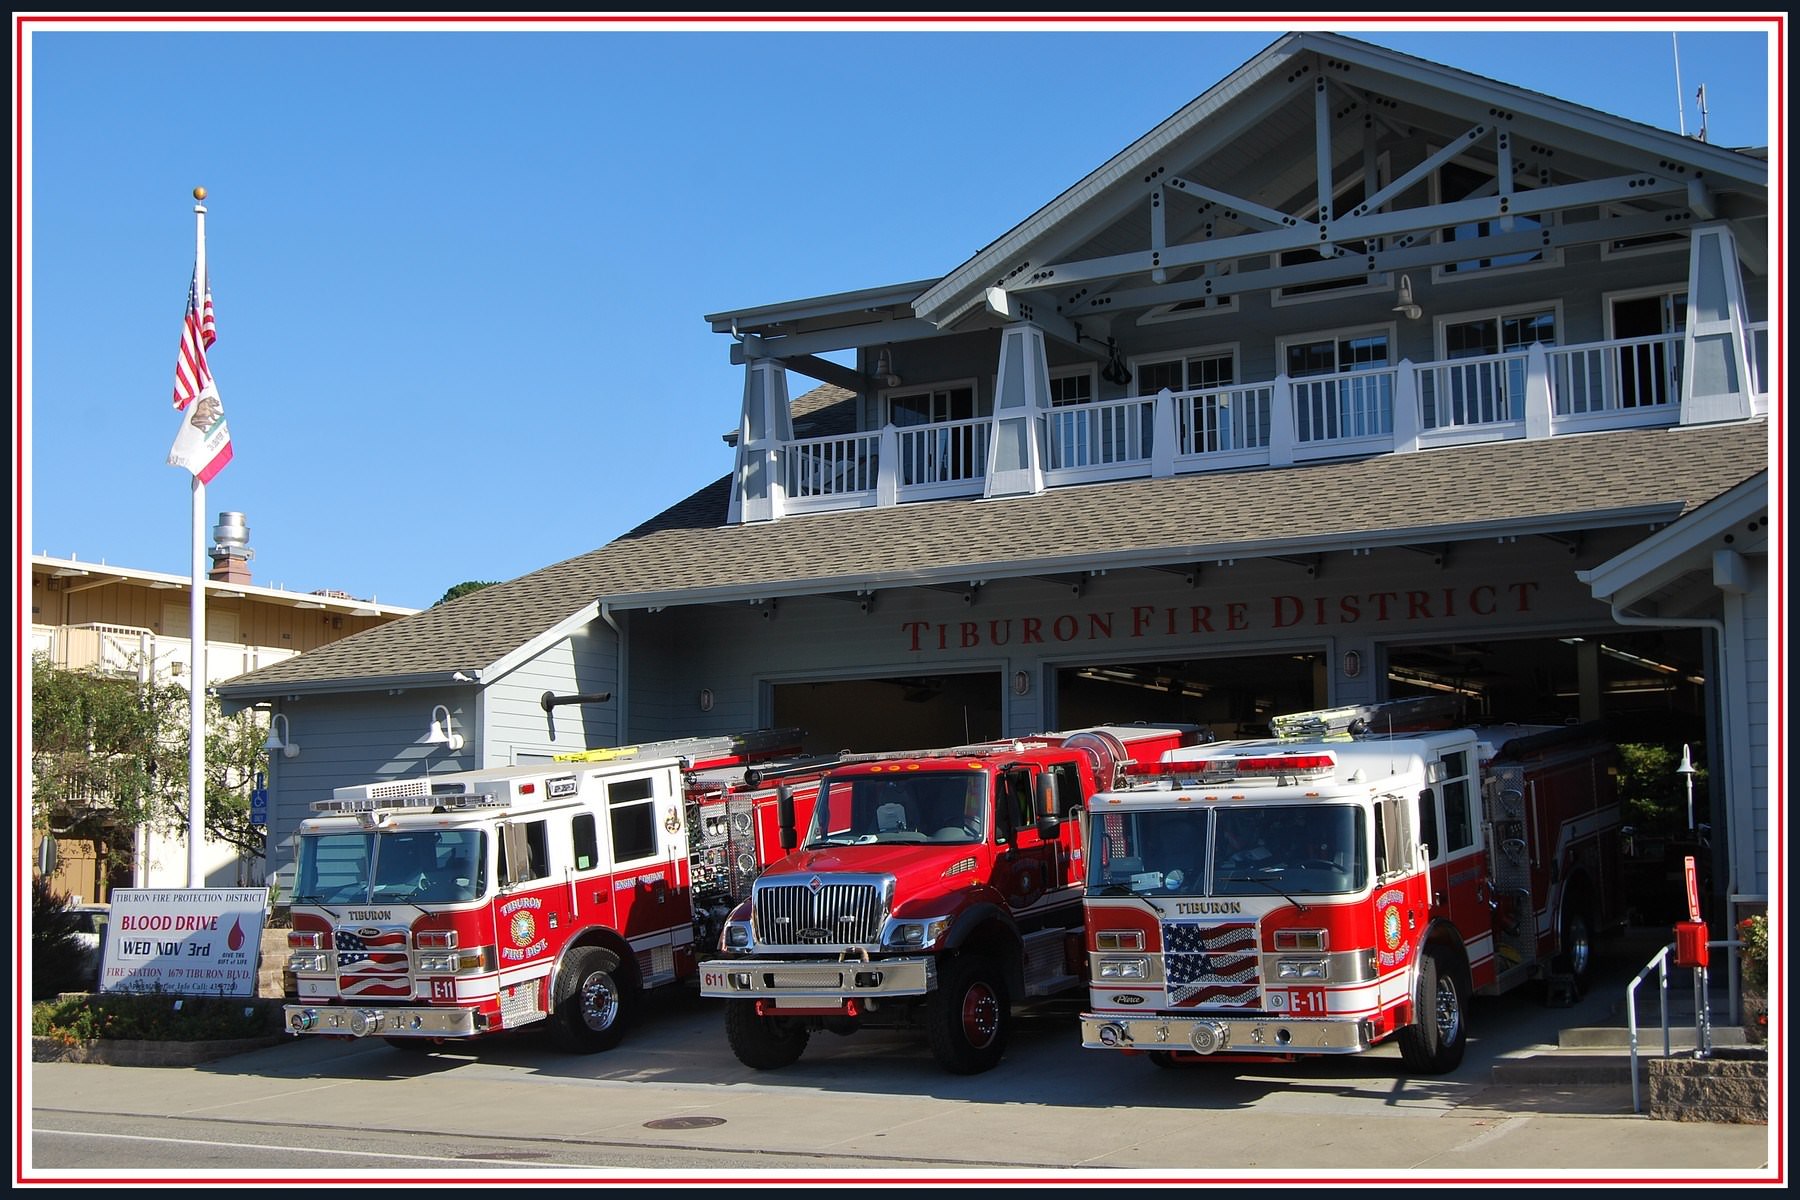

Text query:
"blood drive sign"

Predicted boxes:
[[98, 888, 269, 997]]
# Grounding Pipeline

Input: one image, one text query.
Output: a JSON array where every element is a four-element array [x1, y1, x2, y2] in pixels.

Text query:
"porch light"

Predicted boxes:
[[421, 704, 464, 751], [264, 712, 299, 758], [1394, 275, 1422, 320]]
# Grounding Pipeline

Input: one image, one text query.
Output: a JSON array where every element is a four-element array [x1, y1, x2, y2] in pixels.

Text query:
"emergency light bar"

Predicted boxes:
[[552, 727, 805, 767], [1161, 750, 1337, 784], [838, 740, 1049, 766], [310, 791, 511, 815]]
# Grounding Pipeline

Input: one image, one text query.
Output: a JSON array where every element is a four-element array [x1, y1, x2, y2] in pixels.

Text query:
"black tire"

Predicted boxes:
[[548, 946, 633, 1053], [1557, 897, 1597, 993], [724, 999, 810, 1070], [926, 955, 1010, 1075], [1396, 947, 1467, 1074], [1147, 1049, 1181, 1069]]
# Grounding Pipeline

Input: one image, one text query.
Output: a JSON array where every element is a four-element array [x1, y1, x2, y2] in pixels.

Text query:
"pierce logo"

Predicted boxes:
[[1110, 994, 1146, 1005]]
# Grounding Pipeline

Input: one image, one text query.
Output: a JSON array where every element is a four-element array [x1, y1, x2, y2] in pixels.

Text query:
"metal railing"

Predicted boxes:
[[1624, 936, 1743, 1115]]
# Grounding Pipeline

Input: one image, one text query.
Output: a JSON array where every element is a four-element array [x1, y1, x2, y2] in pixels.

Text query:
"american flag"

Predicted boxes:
[[1162, 920, 1259, 1008], [172, 273, 216, 411], [335, 927, 412, 999]]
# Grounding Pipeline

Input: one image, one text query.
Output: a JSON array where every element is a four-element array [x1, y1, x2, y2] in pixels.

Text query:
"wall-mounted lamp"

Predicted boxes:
[[698, 688, 714, 712], [263, 712, 299, 759], [1343, 650, 1363, 679], [421, 704, 464, 752], [1012, 671, 1032, 697], [873, 348, 901, 388], [1393, 274, 1423, 321]]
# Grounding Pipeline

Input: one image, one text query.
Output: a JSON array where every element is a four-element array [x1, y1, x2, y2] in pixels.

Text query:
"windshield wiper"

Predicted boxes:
[[1221, 872, 1308, 911]]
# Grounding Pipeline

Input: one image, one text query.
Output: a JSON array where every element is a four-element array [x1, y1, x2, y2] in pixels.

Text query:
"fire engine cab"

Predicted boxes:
[[1079, 698, 1622, 1074], [282, 729, 828, 1053]]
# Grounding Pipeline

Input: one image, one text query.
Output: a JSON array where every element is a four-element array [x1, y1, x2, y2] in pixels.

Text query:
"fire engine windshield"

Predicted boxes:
[[805, 771, 987, 846], [292, 828, 488, 904], [1088, 805, 1366, 898]]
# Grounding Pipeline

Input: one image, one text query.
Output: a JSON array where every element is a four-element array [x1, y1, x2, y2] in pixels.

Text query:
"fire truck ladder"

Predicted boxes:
[[553, 727, 805, 769]]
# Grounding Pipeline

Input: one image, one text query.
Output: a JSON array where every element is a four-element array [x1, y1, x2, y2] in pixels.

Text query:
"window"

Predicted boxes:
[[498, 819, 550, 885], [1276, 175, 1383, 300], [1418, 789, 1439, 862], [1135, 350, 1235, 396], [1426, 308, 1557, 427], [1375, 794, 1413, 878], [1048, 369, 1093, 408], [888, 383, 981, 485], [1283, 330, 1393, 442], [1610, 290, 1687, 409], [1436, 160, 1556, 276], [888, 384, 975, 427], [1439, 750, 1476, 854], [608, 776, 659, 863], [572, 813, 600, 872]]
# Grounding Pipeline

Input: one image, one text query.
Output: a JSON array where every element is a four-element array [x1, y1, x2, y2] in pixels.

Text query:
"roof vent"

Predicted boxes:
[[209, 511, 254, 583]]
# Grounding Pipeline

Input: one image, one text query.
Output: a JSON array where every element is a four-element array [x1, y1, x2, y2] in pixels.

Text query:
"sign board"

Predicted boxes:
[[250, 771, 268, 825], [1684, 856, 1702, 923], [97, 888, 268, 997]]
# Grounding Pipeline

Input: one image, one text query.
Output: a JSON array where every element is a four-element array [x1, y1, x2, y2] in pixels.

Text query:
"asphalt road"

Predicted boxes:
[[26, 951, 1776, 1185]]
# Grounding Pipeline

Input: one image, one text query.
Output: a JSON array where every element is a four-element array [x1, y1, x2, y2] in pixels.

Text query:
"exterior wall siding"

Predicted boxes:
[[483, 621, 621, 762]]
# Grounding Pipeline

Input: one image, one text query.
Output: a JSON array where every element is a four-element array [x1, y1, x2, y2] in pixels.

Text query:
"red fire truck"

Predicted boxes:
[[698, 722, 1208, 1074], [1079, 698, 1623, 1074], [281, 729, 831, 1052]]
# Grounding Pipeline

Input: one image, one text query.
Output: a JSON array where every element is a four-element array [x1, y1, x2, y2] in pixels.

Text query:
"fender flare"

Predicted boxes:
[[941, 902, 1024, 995]]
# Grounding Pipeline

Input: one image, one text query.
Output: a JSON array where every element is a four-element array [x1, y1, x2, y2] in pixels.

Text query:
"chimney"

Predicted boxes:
[[209, 511, 255, 584]]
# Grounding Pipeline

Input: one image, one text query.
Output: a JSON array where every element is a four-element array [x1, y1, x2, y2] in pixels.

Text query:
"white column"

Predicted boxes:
[[1679, 223, 1754, 426], [728, 358, 793, 524], [984, 323, 1050, 498]]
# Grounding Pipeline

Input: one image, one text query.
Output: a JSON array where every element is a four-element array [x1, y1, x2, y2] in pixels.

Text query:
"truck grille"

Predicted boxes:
[[1162, 920, 1259, 1008], [753, 877, 888, 947]]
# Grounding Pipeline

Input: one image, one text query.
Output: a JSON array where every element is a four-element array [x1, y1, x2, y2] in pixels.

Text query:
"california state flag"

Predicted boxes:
[[167, 271, 233, 482]]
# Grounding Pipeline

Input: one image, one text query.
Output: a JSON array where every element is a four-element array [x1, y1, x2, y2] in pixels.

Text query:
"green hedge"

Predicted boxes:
[[33, 990, 285, 1045]]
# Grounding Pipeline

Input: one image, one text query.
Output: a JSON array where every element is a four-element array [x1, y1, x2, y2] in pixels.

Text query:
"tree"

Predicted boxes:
[[436, 580, 498, 606], [30, 655, 267, 874]]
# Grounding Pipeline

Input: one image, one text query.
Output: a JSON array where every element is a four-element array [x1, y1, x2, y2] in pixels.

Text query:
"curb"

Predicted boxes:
[[31, 1035, 285, 1067]]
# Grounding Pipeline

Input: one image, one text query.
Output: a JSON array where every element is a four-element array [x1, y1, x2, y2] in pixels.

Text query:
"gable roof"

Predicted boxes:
[[216, 412, 1766, 697], [915, 30, 1767, 331]]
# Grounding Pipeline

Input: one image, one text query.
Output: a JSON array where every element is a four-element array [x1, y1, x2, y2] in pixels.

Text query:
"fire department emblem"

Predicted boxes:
[[510, 909, 538, 948], [1382, 905, 1404, 952]]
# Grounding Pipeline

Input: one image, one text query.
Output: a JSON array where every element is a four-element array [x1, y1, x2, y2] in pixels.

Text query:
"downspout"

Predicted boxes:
[[600, 603, 626, 747]]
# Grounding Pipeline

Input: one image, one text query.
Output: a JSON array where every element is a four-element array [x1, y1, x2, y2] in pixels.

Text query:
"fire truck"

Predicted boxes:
[[698, 722, 1208, 1074], [1078, 698, 1623, 1074], [281, 729, 832, 1053]]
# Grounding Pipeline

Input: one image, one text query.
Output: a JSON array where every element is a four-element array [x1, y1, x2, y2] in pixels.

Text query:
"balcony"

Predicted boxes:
[[31, 623, 299, 687], [763, 328, 1767, 518]]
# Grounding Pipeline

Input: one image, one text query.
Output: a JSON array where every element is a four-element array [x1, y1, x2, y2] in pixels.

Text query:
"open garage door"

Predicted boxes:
[[773, 672, 1002, 755], [1054, 653, 1326, 739]]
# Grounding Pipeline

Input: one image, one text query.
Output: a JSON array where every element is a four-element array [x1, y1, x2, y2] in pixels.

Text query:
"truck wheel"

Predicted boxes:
[[1556, 899, 1597, 994], [1396, 948, 1467, 1074], [926, 955, 1010, 1075], [1147, 1050, 1181, 1069], [724, 1000, 810, 1069], [383, 1037, 434, 1054], [549, 946, 633, 1053]]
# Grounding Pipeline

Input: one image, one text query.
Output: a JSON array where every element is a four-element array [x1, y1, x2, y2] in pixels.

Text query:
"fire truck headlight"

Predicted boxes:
[[1277, 958, 1328, 980], [417, 947, 492, 974], [722, 921, 754, 951], [1098, 957, 1149, 980], [883, 917, 951, 950], [1096, 930, 1145, 951], [288, 951, 330, 974]]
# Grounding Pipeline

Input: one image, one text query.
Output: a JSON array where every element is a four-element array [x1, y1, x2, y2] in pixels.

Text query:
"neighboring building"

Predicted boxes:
[[29, 516, 418, 901], [217, 33, 1771, 930]]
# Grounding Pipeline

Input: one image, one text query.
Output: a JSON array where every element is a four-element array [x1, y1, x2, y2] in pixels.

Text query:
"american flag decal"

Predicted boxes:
[[335, 927, 412, 999], [1163, 920, 1259, 1008]]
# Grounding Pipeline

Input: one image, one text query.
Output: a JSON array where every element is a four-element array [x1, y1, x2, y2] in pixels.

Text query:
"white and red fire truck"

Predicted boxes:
[[699, 722, 1208, 1074], [1079, 698, 1623, 1074], [282, 729, 831, 1052]]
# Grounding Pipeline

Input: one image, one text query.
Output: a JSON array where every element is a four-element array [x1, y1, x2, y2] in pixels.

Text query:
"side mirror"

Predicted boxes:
[[776, 786, 797, 851], [1034, 775, 1061, 839]]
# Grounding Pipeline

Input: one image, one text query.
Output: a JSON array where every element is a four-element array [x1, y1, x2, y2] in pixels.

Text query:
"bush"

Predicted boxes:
[[1738, 913, 1768, 993], [31, 876, 89, 1000], [32, 989, 285, 1046]]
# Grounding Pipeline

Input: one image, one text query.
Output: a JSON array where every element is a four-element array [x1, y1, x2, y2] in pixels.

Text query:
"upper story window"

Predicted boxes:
[[1275, 175, 1383, 302], [1283, 329, 1393, 442], [1443, 308, 1557, 359], [1285, 330, 1389, 378], [1048, 367, 1096, 407], [889, 384, 975, 427], [1134, 348, 1236, 395], [1435, 159, 1558, 277]]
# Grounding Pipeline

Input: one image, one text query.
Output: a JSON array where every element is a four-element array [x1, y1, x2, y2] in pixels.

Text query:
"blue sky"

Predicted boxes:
[[18, 17, 1780, 611]]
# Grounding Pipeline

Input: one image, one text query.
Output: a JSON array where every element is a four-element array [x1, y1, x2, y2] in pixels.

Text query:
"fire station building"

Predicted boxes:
[[219, 33, 1772, 927]]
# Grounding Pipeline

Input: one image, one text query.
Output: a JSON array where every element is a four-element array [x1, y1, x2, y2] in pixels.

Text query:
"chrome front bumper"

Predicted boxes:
[[1080, 1010, 1372, 1055], [284, 1003, 479, 1038], [698, 956, 935, 1002]]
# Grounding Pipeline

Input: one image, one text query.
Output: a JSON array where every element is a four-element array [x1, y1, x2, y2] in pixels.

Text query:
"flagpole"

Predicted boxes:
[[187, 186, 209, 888]]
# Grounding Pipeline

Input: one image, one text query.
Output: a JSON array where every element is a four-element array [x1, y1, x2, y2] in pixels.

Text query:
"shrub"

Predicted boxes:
[[31, 876, 89, 1000], [32, 988, 285, 1046], [1737, 913, 1768, 992]]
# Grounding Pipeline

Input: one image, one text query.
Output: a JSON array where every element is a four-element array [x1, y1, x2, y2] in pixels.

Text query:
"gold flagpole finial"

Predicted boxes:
[[192, 186, 207, 201]]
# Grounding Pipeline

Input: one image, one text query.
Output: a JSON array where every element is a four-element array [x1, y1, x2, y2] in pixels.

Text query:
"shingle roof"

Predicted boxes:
[[215, 413, 1766, 697]]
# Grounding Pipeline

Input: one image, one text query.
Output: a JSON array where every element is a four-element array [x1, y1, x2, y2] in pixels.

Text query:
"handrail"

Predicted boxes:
[[1626, 936, 1742, 1114]]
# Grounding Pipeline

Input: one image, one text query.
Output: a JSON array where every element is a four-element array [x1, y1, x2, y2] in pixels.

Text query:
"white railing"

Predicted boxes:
[[1046, 397, 1154, 471], [32, 623, 299, 686], [894, 416, 987, 496], [749, 326, 1762, 519], [782, 430, 880, 504]]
